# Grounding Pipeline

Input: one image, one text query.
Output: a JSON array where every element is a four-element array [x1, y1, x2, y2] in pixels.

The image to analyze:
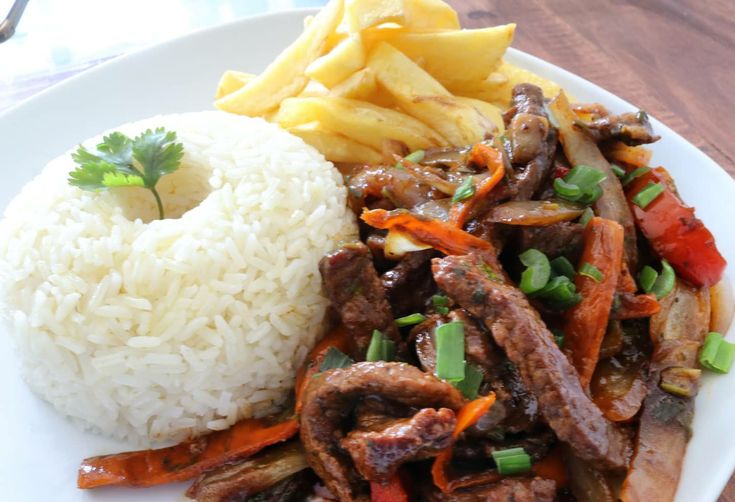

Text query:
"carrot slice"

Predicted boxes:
[[78, 417, 299, 488], [370, 471, 410, 502], [448, 144, 505, 228], [294, 324, 350, 413], [611, 292, 660, 320], [432, 393, 496, 493], [532, 445, 569, 488], [564, 217, 624, 388]]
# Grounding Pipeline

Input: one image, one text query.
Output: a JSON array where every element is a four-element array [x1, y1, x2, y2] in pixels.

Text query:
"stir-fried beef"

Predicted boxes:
[[432, 254, 631, 470], [423, 477, 557, 502], [300, 362, 465, 501], [381, 249, 436, 316], [580, 111, 660, 146], [341, 407, 456, 482], [518, 221, 585, 261], [319, 242, 401, 358], [347, 165, 437, 211], [453, 429, 554, 462]]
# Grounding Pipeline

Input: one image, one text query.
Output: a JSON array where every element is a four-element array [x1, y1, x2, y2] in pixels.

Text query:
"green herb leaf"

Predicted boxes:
[[68, 128, 184, 219], [319, 347, 353, 372], [579, 262, 604, 282], [452, 176, 475, 203]]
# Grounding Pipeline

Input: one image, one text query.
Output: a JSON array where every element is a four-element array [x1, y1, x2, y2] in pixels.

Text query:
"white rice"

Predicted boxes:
[[0, 111, 357, 444]]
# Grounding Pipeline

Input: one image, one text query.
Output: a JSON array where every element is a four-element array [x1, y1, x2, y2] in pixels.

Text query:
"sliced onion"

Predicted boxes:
[[384, 229, 432, 260], [487, 200, 585, 226], [710, 278, 734, 334]]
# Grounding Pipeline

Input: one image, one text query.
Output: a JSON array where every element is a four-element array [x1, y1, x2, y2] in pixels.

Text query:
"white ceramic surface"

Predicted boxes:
[[0, 8, 733, 502]]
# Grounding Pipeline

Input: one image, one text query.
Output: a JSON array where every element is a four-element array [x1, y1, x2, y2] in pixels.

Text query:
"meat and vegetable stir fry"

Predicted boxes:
[[77, 85, 730, 501]]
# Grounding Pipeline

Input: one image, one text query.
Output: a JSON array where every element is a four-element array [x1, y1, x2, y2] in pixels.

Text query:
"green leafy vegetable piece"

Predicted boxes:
[[518, 248, 551, 294], [435, 321, 465, 381], [319, 347, 353, 372], [366, 330, 396, 362], [579, 262, 604, 282], [452, 176, 475, 203], [452, 363, 483, 400]]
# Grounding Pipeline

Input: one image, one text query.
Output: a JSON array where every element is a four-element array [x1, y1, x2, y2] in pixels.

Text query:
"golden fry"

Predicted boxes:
[[305, 34, 366, 87], [288, 122, 383, 164]]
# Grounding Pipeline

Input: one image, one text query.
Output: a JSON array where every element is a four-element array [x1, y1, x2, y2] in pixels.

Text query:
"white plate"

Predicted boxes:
[[1, 8, 734, 502]]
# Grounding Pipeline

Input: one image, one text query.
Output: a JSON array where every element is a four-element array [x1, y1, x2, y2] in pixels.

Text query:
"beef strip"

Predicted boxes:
[[319, 242, 401, 359], [453, 429, 555, 462], [422, 477, 556, 502], [381, 249, 436, 317], [580, 111, 660, 146], [300, 362, 465, 502], [432, 254, 631, 470], [341, 407, 456, 482], [517, 221, 585, 261]]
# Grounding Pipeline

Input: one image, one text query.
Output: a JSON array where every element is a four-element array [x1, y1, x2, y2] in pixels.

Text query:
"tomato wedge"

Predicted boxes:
[[626, 167, 725, 287]]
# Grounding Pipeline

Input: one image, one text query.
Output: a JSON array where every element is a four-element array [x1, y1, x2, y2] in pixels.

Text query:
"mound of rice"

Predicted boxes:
[[0, 111, 357, 444]]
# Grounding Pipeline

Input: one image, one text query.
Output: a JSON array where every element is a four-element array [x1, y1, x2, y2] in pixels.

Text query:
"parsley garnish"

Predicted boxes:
[[68, 128, 184, 219]]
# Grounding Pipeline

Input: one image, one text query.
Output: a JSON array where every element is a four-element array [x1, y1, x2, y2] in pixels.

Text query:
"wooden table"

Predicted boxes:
[[449, 1, 735, 499]]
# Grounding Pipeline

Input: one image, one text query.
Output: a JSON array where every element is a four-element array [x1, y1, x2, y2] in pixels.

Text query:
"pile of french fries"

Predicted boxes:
[[214, 0, 562, 164]]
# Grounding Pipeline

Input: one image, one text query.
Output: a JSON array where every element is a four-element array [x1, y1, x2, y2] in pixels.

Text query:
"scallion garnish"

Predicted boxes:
[[636, 110, 649, 122], [319, 347, 353, 372], [553, 165, 607, 205], [395, 313, 427, 327], [551, 329, 565, 348], [553, 178, 581, 199], [394, 149, 426, 169], [699, 332, 735, 374], [579, 262, 604, 282], [550, 256, 576, 280], [639, 260, 675, 299], [366, 329, 395, 362], [639, 265, 658, 292], [611, 163, 626, 178], [519, 248, 551, 294], [534, 275, 582, 310], [435, 321, 465, 381], [621, 166, 651, 187], [432, 294, 450, 315], [632, 181, 664, 209], [452, 176, 475, 203], [453, 364, 483, 400], [579, 207, 594, 227], [492, 447, 532, 476]]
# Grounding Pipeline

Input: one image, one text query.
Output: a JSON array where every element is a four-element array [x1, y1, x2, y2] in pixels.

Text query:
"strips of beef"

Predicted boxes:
[[432, 254, 631, 470], [517, 221, 585, 261], [300, 362, 465, 502], [422, 477, 556, 502], [347, 165, 437, 211], [578, 111, 660, 146], [319, 242, 401, 358], [381, 249, 436, 316]]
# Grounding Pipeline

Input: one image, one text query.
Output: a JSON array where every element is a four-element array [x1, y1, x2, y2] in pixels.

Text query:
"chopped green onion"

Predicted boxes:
[[621, 166, 651, 187], [551, 329, 565, 348], [395, 313, 427, 327], [579, 262, 604, 282], [404, 149, 425, 164], [576, 184, 603, 205], [366, 330, 395, 362], [435, 321, 466, 381], [553, 178, 582, 199], [565, 165, 608, 190], [632, 182, 664, 209], [432, 294, 450, 315], [492, 447, 532, 476], [636, 110, 649, 122], [550, 256, 576, 280], [699, 332, 735, 374], [611, 163, 626, 178], [639, 265, 658, 293], [553, 165, 606, 204], [535, 275, 581, 310], [452, 176, 475, 203], [579, 207, 594, 227], [319, 347, 353, 372], [650, 259, 675, 299], [519, 249, 551, 294], [453, 363, 483, 400]]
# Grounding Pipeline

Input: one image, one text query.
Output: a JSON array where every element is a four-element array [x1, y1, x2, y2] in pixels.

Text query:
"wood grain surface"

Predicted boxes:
[[447, 1, 735, 499]]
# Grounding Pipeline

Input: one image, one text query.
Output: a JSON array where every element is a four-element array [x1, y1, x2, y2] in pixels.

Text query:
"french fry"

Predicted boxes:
[[363, 24, 515, 86], [455, 97, 505, 133], [367, 42, 496, 145], [329, 68, 378, 100], [305, 34, 366, 88], [215, 71, 256, 99], [288, 122, 383, 164], [215, 0, 344, 116], [274, 96, 448, 151], [344, 0, 459, 32], [298, 80, 330, 98]]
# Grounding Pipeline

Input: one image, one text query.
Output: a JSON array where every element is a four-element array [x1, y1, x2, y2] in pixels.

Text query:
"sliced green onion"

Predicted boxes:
[[650, 259, 675, 299], [553, 178, 581, 199], [404, 149, 425, 164], [492, 448, 532, 476], [395, 313, 427, 327], [432, 294, 450, 315], [366, 330, 395, 362], [435, 321, 466, 381], [535, 276, 581, 310], [639, 265, 658, 293], [453, 364, 483, 400], [550, 256, 576, 280], [519, 248, 551, 294], [579, 262, 604, 282], [319, 347, 353, 372], [699, 332, 735, 374], [576, 184, 603, 205], [554, 165, 606, 204], [621, 166, 651, 187], [632, 182, 664, 209], [551, 329, 565, 348], [579, 207, 594, 227], [611, 163, 626, 178], [452, 176, 476, 203]]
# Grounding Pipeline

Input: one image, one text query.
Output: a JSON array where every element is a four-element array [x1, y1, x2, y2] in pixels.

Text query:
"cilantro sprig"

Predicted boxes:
[[68, 128, 184, 219]]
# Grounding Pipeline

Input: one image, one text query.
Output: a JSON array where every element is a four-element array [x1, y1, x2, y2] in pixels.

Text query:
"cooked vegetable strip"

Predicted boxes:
[[610, 292, 660, 320], [492, 447, 532, 475], [487, 199, 585, 226], [432, 394, 496, 493], [77, 417, 299, 488], [448, 143, 505, 228], [366, 329, 396, 362], [549, 92, 638, 268], [564, 217, 624, 388], [603, 141, 653, 168], [699, 332, 735, 374], [621, 280, 710, 502], [435, 321, 466, 381], [626, 166, 726, 287]]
